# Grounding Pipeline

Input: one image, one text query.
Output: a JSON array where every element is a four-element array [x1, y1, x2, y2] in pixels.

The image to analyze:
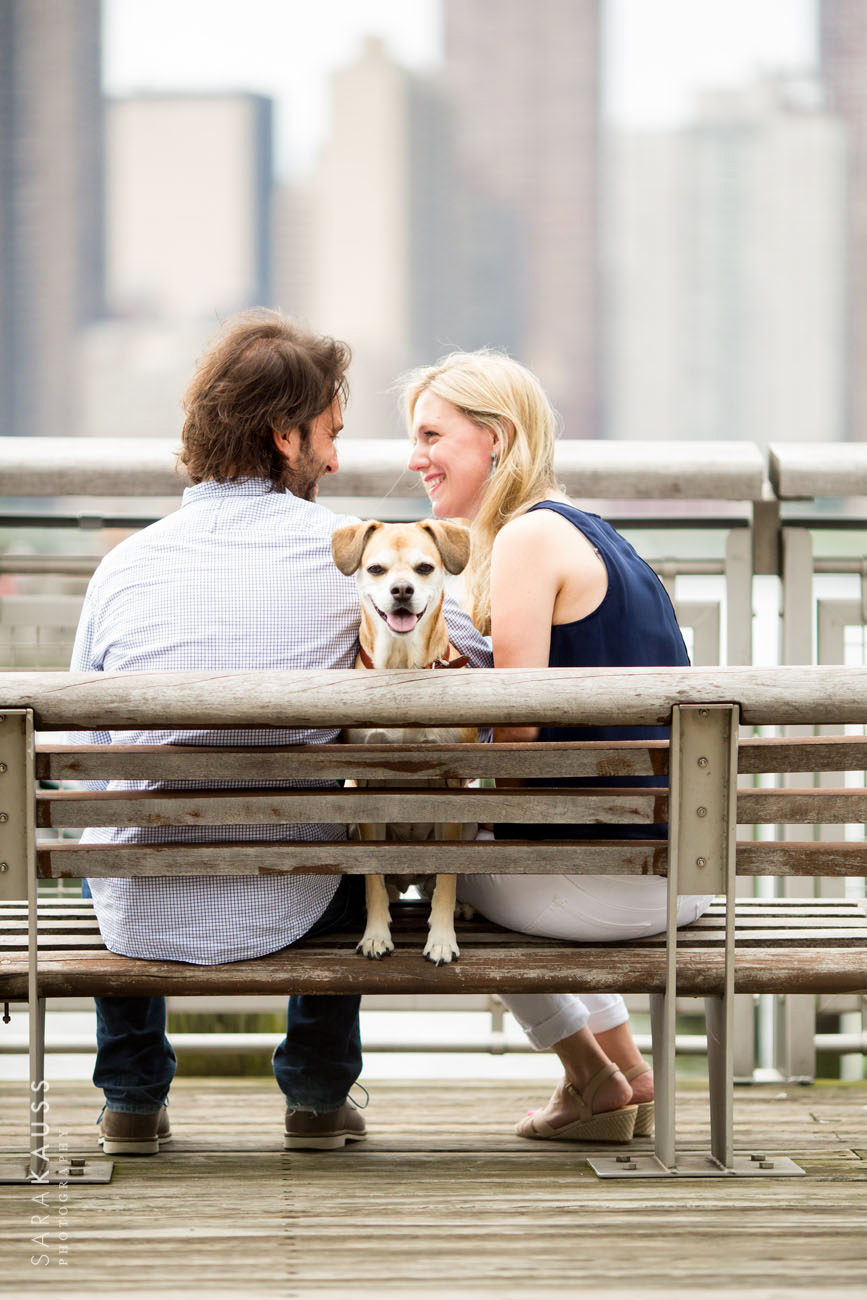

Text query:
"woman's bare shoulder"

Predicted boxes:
[[495, 501, 601, 582], [496, 500, 570, 542]]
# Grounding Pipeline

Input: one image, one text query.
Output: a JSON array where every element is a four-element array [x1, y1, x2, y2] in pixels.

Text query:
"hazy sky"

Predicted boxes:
[[104, 0, 817, 177]]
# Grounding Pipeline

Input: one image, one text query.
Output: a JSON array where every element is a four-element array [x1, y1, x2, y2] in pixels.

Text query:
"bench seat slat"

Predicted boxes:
[[11, 910, 860, 933], [6, 928, 867, 954], [6, 897, 858, 914], [2, 943, 864, 998]]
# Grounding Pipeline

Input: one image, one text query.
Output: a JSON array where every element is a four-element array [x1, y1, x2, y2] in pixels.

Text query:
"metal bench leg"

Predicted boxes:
[[592, 702, 803, 1178], [0, 709, 112, 1185], [650, 988, 676, 1167], [705, 991, 733, 1169]]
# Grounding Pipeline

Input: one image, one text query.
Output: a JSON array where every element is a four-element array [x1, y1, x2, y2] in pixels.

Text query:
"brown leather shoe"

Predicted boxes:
[[98, 1104, 171, 1156], [284, 1100, 367, 1151]]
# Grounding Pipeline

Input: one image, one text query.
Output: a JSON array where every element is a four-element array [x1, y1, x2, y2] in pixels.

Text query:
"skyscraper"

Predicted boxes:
[[0, 0, 103, 438], [307, 37, 463, 438], [442, 0, 601, 438], [605, 82, 847, 446], [820, 1, 867, 441], [105, 93, 273, 320]]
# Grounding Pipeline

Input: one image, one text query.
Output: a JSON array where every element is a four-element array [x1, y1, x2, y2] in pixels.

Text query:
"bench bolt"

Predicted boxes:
[[697, 756, 708, 768], [0, 762, 6, 774], [696, 806, 707, 818], [0, 863, 7, 873], [0, 813, 7, 823], [696, 857, 707, 869]]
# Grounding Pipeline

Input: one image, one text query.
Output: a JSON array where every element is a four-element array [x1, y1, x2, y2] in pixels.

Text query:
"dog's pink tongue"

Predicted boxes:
[[386, 610, 418, 633]]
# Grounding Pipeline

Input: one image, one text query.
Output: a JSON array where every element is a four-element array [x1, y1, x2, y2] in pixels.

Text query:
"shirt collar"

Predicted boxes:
[[182, 478, 281, 505]]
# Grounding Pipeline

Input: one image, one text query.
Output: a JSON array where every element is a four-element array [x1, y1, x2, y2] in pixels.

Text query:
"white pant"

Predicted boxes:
[[457, 864, 714, 1050]]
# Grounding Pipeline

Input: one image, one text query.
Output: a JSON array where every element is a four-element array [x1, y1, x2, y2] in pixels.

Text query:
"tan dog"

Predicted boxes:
[[331, 519, 477, 964]]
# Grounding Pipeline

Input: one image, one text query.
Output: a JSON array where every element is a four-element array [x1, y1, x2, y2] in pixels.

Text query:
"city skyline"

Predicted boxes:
[[104, 0, 817, 178]]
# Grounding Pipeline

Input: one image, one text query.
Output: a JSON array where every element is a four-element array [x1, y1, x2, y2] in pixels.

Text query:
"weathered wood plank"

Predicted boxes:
[[36, 785, 668, 828], [8, 927, 867, 955], [738, 788, 867, 823], [3, 897, 859, 916], [738, 736, 867, 773], [3, 1076, 865, 1300], [2, 941, 864, 998], [735, 841, 867, 874], [33, 782, 867, 829], [35, 838, 669, 877], [35, 740, 670, 781], [5, 664, 867, 728], [34, 734, 867, 781], [30, 837, 867, 877]]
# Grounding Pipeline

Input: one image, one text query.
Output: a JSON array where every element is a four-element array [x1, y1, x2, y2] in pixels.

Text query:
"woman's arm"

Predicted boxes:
[[489, 509, 605, 744], [489, 513, 560, 744]]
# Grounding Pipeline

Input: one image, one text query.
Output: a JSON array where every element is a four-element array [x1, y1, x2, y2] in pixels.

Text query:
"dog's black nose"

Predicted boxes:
[[390, 582, 414, 601]]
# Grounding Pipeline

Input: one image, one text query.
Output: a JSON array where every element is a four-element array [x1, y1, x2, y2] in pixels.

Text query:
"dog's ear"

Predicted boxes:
[[420, 520, 471, 575], [331, 521, 383, 575]]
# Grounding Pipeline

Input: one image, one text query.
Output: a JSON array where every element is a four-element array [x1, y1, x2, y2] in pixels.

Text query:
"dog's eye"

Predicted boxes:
[[415, 563, 435, 576], [366, 564, 386, 576]]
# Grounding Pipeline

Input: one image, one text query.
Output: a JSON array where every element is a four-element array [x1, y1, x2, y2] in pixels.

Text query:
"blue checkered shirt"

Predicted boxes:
[[71, 478, 492, 964]]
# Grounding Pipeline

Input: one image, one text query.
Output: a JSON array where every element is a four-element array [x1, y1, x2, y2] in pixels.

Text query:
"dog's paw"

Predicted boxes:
[[423, 933, 460, 966], [454, 901, 475, 921], [357, 932, 394, 960]]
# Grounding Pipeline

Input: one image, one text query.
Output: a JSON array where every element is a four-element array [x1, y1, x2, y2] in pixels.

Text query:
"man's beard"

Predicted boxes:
[[281, 450, 323, 501], [283, 467, 319, 500]]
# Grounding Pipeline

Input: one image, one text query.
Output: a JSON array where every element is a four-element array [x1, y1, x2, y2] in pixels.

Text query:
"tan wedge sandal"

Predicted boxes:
[[623, 1062, 654, 1137], [515, 1062, 637, 1143]]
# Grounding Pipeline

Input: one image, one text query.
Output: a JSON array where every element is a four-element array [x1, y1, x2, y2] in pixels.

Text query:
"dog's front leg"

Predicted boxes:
[[357, 832, 395, 958], [424, 868, 460, 966]]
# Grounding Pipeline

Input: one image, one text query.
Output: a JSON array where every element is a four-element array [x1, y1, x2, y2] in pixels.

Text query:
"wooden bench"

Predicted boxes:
[[1, 666, 866, 1184]]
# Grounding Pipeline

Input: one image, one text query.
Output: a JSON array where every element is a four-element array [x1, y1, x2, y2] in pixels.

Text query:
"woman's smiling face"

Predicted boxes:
[[408, 389, 497, 521]]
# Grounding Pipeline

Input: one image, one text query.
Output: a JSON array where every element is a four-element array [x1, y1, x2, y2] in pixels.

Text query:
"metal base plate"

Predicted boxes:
[[0, 1157, 113, 1185], [588, 1152, 805, 1179]]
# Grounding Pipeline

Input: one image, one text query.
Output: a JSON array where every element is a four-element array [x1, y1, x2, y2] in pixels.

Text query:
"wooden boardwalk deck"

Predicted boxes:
[[1, 1076, 865, 1298]]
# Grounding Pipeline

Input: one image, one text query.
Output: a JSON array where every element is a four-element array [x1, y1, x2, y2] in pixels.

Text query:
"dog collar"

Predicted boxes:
[[358, 645, 470, 671]]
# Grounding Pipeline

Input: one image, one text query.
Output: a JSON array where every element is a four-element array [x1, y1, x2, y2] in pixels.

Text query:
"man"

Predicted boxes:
[[72, 310, 491, 1156]]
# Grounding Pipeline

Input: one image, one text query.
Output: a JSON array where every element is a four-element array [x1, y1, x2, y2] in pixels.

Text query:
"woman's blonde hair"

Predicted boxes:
[[400, 349, 560, 634]]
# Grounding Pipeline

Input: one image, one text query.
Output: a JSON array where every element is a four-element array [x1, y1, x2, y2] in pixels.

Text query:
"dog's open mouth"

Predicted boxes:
[[374, 603, 425, 635]]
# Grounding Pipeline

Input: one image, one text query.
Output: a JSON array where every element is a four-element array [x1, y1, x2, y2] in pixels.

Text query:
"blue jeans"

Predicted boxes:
[[85, 876, 366, 1114]]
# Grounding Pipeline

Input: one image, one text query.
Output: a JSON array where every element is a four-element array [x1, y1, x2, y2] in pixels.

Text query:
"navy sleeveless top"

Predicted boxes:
[[495, 501, 689, 842]]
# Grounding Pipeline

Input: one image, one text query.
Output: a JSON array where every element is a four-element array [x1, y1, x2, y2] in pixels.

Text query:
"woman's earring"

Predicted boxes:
[[490, 447, 499, 476]]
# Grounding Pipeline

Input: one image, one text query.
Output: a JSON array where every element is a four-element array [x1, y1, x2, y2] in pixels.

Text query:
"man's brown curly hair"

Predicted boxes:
[[180, 310, 351, 489]]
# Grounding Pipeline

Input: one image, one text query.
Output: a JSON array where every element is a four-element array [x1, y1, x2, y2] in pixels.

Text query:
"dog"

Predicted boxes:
[[331, 518, 477, 965]]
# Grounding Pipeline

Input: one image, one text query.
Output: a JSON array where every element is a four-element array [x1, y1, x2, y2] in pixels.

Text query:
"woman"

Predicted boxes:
[[403, 350, 714, 1144]]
